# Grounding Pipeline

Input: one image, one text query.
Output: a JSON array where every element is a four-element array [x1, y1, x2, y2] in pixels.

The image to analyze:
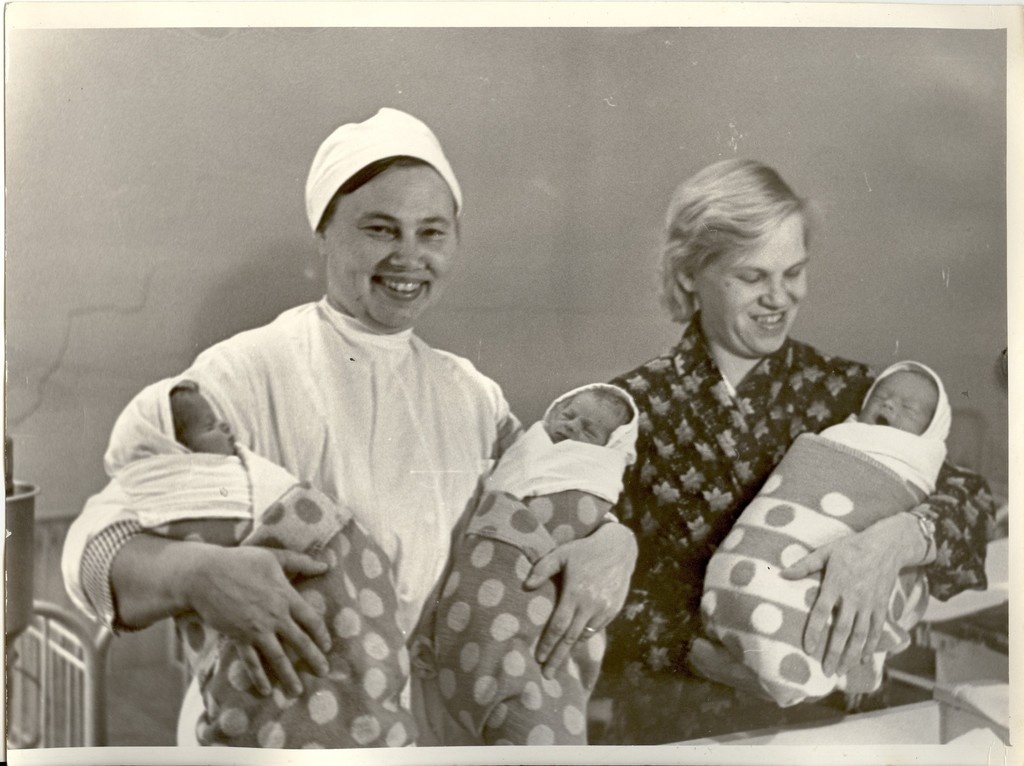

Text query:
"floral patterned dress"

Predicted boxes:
[[594, 318, 996, 744]]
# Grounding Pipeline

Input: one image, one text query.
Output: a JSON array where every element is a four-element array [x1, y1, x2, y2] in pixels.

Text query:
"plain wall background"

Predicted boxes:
[[5, 26, 1007, 520]]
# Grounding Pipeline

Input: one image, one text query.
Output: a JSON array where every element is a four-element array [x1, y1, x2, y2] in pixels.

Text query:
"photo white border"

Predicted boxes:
[[3, 2, 1020, 765]]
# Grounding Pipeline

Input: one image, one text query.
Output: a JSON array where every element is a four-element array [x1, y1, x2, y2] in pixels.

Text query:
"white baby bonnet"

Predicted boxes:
[[104, 376, 192, 475], [103, 377, 294, 527], [863, 360, 952, 444], [485, 383, 639, 503], [827, 360, 950, 495]]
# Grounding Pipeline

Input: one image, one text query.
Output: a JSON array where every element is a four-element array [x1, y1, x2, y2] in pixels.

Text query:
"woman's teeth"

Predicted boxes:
[[380, 278, 422, 295], [754, 313, 784, 328]]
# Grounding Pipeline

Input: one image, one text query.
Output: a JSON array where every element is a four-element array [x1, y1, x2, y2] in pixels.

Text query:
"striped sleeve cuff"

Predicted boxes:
[[80, 518, 145, 633]]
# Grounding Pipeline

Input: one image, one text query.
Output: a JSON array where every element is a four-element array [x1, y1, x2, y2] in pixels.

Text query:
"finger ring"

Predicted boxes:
[[581, 626, 597, 637]]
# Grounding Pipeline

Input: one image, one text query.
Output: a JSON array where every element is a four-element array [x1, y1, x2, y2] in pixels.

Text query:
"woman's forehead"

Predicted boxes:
[[700, 218, 802, 274], [719, 216, 807, 271], [341, 164, 456, 221]]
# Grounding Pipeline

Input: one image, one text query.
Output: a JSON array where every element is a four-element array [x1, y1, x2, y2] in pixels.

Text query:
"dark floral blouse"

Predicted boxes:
[[597, 318, 996, 742]]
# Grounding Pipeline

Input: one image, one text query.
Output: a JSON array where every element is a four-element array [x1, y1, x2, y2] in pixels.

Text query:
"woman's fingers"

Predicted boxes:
[[284, 581, 331, 655], [836, 609, 873, 675], [232, 607, 329, 698], [237, 643, 272, 696], [184, 546, 335, 694], [823, 601, 889, 676], [530, 549, 572, 663], [274, 548, 330, 579], [530, 524, 636, 677], [523, 550, 562, 591], [821, 607, 856, 676], [255, 550, 332, 686], [541, 611, 595, 680], [253, 632, 304, 697], [781, 546, 828, 580], [535, 584, 603, 679], [806, 592, 869, 676], [268, 548, 333, 664], [860, 609, 886, 664], [290, 595, 333, 656], [535, 601, 575, 670], [803, 536, 907, 675], [279, 608, 329, 678], [802, 581, 835, 657], [529, 547, 600, 673]]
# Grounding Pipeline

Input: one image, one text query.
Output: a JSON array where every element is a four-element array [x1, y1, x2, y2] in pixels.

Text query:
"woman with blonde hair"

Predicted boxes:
[[595, 158, 993, 743]]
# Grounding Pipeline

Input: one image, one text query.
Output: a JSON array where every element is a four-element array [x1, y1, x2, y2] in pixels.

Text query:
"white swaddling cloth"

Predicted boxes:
[[822, 360, 950, 496], [116, 448, 298, 527], [117, 453, 250, 526], [103, 376, 299, 526], [485, 383, 639, 503], [104, 377, 190, 473]]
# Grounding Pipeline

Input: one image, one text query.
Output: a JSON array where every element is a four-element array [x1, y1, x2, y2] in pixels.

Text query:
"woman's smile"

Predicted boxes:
[[684, 213, 809, 384], [373, 274, 429, 301], [751, 311, 787, 330], [317, 164, 458, 333]]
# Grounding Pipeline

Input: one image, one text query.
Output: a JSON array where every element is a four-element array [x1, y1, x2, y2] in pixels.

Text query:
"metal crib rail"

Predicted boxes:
[[7, 600, 113, 748]]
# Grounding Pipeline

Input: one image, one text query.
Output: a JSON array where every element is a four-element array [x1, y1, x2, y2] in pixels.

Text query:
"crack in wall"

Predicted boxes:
[[8, 266, 159, 430]]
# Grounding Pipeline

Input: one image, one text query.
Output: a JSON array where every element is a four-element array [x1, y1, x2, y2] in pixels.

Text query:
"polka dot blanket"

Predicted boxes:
[[430, 490, 610, 744], [698, 433, 929, 707], [151, 483, 415, 748]]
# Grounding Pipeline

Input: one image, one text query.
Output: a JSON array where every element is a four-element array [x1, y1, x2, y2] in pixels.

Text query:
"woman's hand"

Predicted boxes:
[[182, 545, 334, 696], [781, 512, 928, 676], [112, 535, 332, 696], [524, 522, 637, 679]]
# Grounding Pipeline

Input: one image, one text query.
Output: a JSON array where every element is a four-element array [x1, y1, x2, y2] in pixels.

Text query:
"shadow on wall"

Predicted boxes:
[[188, 242, 323, 354]]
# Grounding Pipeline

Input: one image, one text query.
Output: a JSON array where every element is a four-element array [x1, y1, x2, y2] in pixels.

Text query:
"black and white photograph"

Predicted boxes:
[[4, 2, 1019, 764]]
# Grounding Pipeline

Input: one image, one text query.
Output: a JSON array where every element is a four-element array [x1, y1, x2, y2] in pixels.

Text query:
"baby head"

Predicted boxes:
[[169, 381, 236, 455], [544, 387, 633, 446], [859, 365, 941, 436]]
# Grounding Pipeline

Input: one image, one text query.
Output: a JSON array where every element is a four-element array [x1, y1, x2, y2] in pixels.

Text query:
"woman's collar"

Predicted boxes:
[[318, 297, 415, 348], [679, 312, 793, 392]]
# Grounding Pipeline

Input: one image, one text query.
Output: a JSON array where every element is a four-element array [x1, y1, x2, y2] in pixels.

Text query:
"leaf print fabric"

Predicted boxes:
[[595, 317, 996, 743]]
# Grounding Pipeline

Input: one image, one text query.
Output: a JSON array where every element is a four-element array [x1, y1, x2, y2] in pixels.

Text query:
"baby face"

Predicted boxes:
[[544, 391, 628, 446], [171, 390, 236, 455], [858, 371, 938, 436]]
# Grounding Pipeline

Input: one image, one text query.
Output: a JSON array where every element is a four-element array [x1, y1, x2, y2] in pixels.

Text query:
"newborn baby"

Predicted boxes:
[[101, 379, 415, 748], [429, 383, 638, 745], [696, 361, 950, 707]]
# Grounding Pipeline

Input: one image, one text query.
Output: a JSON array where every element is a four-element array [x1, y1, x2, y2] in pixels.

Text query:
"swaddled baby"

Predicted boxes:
[[103, 378, 415, 748], [429, 383, 639, 745], [695, 361, 950, 707]]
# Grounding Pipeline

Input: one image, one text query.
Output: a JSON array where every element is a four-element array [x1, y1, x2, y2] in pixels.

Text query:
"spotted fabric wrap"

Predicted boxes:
[[152, 483, 415, 748], [699, 433, 928, 706], [595, 320, 995, 744], [431, 490, 610, 745]]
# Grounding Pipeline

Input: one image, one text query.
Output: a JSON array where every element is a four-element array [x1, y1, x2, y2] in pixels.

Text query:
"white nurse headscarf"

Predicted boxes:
[[304, 107, 463, 231]]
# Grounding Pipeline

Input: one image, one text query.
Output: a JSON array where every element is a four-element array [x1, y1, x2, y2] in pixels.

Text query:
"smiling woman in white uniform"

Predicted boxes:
[[62, 108, 638, 746]]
